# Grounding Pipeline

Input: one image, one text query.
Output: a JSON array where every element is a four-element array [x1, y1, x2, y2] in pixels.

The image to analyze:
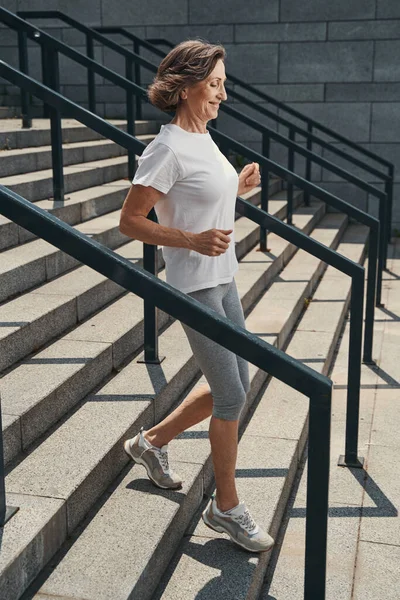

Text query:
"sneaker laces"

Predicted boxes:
[[152, 446, 170, 474], [232, 508, 258, 533]]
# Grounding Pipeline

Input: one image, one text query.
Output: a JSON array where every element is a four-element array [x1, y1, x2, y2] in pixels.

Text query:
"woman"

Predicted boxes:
[[119, 39, 274, 554]]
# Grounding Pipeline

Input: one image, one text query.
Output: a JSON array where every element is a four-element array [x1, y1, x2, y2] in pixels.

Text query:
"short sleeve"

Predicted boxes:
[[132, 142, 181, 194]]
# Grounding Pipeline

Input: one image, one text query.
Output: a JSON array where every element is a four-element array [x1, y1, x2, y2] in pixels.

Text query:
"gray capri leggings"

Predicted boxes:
[[181, 278, 250, 421]]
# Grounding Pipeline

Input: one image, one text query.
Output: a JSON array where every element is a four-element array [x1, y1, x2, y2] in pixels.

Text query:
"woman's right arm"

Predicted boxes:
[[119, 183, 194, 249]]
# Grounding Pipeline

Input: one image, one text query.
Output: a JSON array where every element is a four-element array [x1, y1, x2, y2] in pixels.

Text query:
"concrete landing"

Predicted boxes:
[[264, 238, 400, 600]]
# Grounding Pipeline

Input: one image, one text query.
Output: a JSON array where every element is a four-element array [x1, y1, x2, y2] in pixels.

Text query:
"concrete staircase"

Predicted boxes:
[[0, 118, 368, 600]]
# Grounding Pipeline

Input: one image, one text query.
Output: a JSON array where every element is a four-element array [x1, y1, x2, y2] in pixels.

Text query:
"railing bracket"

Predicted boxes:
[[338, 455, 364, 469], [136, 353, 166, 365]]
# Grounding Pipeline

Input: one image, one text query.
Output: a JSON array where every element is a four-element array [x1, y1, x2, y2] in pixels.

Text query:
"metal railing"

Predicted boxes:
[[0, 58, 373, 475], [13, 10, 391, 292], [0, 9, 383, 334], [0, 182, 333, 599]]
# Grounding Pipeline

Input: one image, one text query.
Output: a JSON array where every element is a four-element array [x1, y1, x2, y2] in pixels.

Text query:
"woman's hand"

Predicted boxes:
[[238, 162, 261, 196], [189, 228, 233, 256]]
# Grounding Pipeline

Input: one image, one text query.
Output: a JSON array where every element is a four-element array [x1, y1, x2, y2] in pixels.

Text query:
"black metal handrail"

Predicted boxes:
[[0, 58, 374, 475], [14, 10, 391, 276], [0, 183, 332, 599], [0, 7, 384, 322]]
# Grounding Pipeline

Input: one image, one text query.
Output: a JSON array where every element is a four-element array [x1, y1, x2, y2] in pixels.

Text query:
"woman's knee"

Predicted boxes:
[[212, 389, 247, 421]]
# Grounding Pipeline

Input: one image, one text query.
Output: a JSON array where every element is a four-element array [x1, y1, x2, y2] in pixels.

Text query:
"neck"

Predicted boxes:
[[170, 109, 208, 134]]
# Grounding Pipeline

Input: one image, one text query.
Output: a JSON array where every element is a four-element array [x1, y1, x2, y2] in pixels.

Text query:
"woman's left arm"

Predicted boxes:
[[237, 162, 261, 196]]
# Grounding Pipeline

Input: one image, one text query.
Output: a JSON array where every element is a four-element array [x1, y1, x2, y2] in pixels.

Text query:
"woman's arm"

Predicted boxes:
[[119, 183, 194, 249], [120, 184, 234, 257]]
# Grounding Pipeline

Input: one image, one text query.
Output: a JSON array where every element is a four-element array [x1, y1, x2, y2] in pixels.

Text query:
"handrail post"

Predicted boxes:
[[133, 39, 142, 120], [383, 177, 393, 269], [86, 33, 96, 113], [304, 387, 331, 599], [40, 43, 50, 118], [363, 222, 379, 363], [17, 29, 31, 128], [260, 132, 270, 252], [303, 122, 312, 206], [0, 392, 19, 527], [125, 57, 136, 180], [376, 195, 388, 307], [138, 209, 165, 365], [338, 269, 365, 468], [387, 166, 394, 245], [47, 48, 64, 203], [287, 127, 295, 225]]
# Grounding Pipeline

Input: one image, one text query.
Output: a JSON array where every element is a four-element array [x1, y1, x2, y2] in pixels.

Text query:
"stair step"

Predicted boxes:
[[0, 118, 162, 150], [1, 201, 335, 600], [0, 134, 155, 178], [0, 189, 297, 461], [0, 155, 131, 202], [0, 207, 131, 305], [0, 180, 133, 251]]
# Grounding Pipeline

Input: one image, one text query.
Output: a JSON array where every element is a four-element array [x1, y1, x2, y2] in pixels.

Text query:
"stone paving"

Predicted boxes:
[[264, 238, 400, 599]]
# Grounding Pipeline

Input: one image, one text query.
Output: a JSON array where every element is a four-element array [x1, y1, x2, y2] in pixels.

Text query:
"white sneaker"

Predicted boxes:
[[202, 495, 274, 553], [123, 427, 182, 490]]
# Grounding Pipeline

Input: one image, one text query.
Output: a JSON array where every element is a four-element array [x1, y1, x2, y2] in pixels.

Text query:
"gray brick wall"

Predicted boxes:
[[1, 0, 399, 233]]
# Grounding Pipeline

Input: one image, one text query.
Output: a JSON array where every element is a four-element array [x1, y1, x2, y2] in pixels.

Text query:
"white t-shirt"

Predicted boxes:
[[132, 123, 239, 294]]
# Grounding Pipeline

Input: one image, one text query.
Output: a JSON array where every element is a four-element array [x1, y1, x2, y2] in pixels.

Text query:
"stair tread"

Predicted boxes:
[[0, 214, 124, 281], [37, 179, 131, 209], [0, 134, 152, 157], [0, 180, 132, 252], [0, 155, 129, 186], [0, 118, 129, 134]]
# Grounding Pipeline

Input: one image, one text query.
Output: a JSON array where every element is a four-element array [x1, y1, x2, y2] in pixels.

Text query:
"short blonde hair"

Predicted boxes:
[[147, 39, 226, 113]]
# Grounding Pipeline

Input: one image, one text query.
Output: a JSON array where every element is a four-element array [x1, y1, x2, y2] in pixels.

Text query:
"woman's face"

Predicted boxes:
[[180, 58, 228, 123]]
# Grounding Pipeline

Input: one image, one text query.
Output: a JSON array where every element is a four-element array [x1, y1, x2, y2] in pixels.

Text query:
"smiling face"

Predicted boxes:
[[178, 58, 228, 124]]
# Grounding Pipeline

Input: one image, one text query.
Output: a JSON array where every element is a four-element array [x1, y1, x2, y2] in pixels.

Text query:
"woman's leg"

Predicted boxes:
[[146, 280, 249, 511], [221, 278, 250, 397], [145, 382, 213, 448], [210, 278, 250, 511], [146, 283, 229, 448], [209, 416, 240, 511]]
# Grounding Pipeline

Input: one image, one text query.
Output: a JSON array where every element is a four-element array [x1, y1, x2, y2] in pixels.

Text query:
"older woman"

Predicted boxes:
[[119, 40, 274, 553]]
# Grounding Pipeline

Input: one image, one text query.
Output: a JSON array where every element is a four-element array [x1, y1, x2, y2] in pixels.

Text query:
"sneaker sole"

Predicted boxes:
[[202, 508, 274, 554], [123, 440, 182, 490]]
